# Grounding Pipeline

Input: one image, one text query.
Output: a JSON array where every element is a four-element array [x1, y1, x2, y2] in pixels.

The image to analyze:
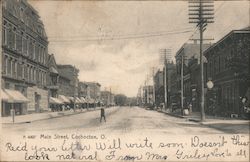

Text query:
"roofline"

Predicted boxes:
[[204, 29, 250, 56]]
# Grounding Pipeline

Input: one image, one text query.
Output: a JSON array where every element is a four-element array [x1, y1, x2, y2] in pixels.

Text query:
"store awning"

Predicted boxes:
[[75, 97, 82, 104], [50, 97, 63, 104], [88, 98, 95, 104], [1, 89, 10, 101], [58, 95, 70, 103], [67, 97, 82, 103], [4, 89, 29, 103], [80, 97, 86, 103], [68, 97, 74, 101]]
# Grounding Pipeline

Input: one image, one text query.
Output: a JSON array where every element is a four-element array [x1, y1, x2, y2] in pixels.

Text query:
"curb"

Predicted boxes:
[[1, 107, 110, 125], [163, 112, 185, 118], [187, 118, 200, 122]]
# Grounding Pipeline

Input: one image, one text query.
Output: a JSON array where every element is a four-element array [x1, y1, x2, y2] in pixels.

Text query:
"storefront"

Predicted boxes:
[[1, 89, 29, 117], [49, 97, 63, 111]]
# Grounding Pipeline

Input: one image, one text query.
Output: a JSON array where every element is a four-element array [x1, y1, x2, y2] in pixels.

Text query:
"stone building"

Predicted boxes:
[[204, 27, 250, 117], [1, 0, 49, 116]]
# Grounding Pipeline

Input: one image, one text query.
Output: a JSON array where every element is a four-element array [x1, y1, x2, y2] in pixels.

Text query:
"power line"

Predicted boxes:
[[48, 27, 194, 39], [49, 29, 194, 42]]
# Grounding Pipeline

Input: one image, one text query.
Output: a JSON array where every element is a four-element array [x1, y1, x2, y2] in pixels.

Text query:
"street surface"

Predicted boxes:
[[2, 106, 249, 135]]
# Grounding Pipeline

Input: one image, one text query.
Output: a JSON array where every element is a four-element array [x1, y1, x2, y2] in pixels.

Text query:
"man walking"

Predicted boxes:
[[100, 107, 106, 122]]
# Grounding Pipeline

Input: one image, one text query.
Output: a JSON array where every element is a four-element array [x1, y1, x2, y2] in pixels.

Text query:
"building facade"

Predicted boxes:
[[101, 90, 114, 106], [83, 82, 101, 100], [57, 65, 79, 97], [47, 54, 59, 98], [175, 42, 211, 110], [2, 0, 49, 116], [78, 82, 88, 98], [154, 70, 164, 107], [142, 85, 154, 106], [204, 27, 250, 117]]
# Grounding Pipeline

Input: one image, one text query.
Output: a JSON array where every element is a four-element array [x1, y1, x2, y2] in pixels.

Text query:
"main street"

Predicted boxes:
[[2, 106, 249, 135]]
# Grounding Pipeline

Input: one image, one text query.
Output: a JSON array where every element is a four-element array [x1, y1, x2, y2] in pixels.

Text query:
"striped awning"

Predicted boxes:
[[1, 89, 9, 101], [88, 98, 95, 104], [80, 97, 86, 103], [50, 97, 63, 104], [58, 95, 70, 103], [2, 89, 29, 103], [75, 97, 82, 104], [68, 97, 82, 103]]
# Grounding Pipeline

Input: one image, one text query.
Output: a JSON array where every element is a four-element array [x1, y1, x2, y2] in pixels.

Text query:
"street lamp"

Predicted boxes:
[[206, 80, 214, 90]]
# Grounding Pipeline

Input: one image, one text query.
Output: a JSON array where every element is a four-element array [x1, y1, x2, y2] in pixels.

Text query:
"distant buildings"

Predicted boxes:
[[1, 0, 49, 116], [142, 85, 154, 106], [101, 90, 115, 106], [153, 70, 164, 107]]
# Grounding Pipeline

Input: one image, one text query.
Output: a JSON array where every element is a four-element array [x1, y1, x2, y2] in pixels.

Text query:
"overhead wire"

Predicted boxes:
[[49, 28, 194, 42]]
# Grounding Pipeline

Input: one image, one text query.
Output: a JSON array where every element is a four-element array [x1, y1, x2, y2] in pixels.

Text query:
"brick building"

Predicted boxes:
[[142, 85, 154, 106], [153, 70, 164, 107], [175, 42, 211, 110], [204, 27, 250, 117], [57, 65, 79, 97], [1, 0, 49, 116]]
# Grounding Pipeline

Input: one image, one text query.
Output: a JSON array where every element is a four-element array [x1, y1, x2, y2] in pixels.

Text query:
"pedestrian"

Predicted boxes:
[[100, 108, 106, 122]]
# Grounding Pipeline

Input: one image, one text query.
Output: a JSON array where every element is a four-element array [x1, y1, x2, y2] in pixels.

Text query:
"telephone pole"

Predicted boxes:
[[189, 0, 214, 121], [160, 49, 171, 110], [109, 87, 112, 107], [151, 67, 156, 107], [181, 55, 184, 115]]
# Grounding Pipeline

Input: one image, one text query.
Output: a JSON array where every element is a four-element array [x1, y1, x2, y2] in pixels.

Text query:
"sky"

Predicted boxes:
[[29, 0, 249, 97]]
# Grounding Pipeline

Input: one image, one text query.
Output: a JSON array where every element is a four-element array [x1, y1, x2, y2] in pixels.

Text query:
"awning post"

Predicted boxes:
[[10, 104, 15, 123]]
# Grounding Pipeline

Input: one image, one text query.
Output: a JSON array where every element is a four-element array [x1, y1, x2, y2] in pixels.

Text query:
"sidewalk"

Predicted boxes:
[[0, 107, 104, 124], [157, 109, 250, 133]]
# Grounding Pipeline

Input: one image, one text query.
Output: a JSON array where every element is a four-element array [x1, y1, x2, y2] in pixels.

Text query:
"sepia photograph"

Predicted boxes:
[[0, 0, 249, 161]]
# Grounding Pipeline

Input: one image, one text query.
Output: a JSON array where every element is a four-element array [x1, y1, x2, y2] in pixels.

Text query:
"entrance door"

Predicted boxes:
[[35, 93, 40, 113]]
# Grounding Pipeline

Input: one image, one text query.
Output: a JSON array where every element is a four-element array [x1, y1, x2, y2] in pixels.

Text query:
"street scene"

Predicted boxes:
[[0, 0, 250, 161], [2, 106, 249, 135]]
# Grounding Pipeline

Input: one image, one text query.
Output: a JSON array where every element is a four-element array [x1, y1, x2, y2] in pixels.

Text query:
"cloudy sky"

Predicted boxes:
[[29, 0, 249, 97]]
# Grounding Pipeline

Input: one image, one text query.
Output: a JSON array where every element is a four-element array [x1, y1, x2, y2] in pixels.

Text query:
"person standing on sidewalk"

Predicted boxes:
[[100, 108, 106, 122]]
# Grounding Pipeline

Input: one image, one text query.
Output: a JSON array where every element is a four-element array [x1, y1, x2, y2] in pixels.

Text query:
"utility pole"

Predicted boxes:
[[146, 74, 150, 104], [189, 0, 214, 121], [151, 67, 156, 107], [160, 49, 171, 110], [181, 55, 184, 115], [109, 87, 112, 107], [73, 66, 77, 112]]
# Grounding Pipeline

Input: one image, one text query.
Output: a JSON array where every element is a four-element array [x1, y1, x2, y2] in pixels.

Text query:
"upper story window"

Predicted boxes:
[[20, 8, 24, 22], [3, 21, 8, 45]]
